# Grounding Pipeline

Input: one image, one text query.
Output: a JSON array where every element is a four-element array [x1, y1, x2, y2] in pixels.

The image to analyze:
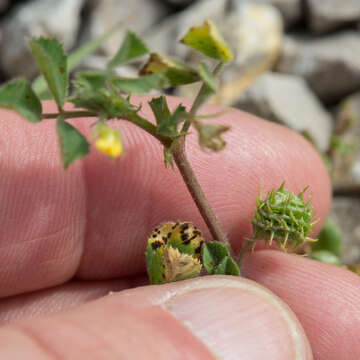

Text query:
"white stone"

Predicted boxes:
[[306, 0, 360, 33], [88, 0, 168, 57], [277, 32, 360, 102], [0, 0, 85, 78], [235, 72, 332, 151]]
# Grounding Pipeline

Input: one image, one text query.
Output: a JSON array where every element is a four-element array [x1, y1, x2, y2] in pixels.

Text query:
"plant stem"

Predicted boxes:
[[43, 110, 172, 147], [125, 112, 172, 147], [181, 62, 223, 134], [173, 61, 231, 253], [42, 111, 98, 119], [171, 135, 231, 252], [237, 240, 253, 268]]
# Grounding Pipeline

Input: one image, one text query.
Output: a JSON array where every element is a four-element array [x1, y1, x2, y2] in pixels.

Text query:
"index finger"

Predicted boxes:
[[0, 97, 331, 297]]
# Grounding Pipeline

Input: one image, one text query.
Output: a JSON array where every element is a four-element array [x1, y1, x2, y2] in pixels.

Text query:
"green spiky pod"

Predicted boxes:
[[146, 222, 204, 284], [251, 183, 318, 251]]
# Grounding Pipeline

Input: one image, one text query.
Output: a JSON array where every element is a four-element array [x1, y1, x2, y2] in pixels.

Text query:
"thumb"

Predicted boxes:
[[0, 276, 312, 359]]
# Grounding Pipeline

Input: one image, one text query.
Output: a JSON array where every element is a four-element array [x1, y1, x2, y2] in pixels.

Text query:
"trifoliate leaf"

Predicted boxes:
[[140, 53, 200, 86], [32, 24, 123, 99], [56, 116, 89, 169], [198, 63, 217, 93], [108, 31, 149, 68], [0, 78, 42, 123], [310, 250, 341, 266], [180, 20, 233, 62], [28, 38, 68, 110], [311, 218, 342, 257], [111, 72, 166, 94], [202, 242, 240, 276]]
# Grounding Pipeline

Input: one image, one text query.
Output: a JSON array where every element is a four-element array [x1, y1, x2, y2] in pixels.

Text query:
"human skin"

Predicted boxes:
[[0, 96, 359, 359]]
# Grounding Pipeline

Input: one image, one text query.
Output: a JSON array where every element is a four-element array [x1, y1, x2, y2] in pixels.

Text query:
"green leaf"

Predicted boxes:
[[149, 96, 186, 137], [180, 20, 233, 62], [140, 53, 200, 86], [311, 218, 342, 256], [75, 71, 108, 92], [202, 242, 240, 275], [198, 63, 217, 93], [32, 24, 123, 99], [310, 250, 341, 266], [216, 256, 241, 276], [146, 244, 165, 285], [28, 38, 68, 110], [56, 116, 90, 169], [159, 104, 187, 136], [0, 78, 42, 123], [197, 122, 229, 151], [111, 73, 166, 94], [70, 74, 135, 119], [149, 95, 171, 125], [108, 31, 149, 69]]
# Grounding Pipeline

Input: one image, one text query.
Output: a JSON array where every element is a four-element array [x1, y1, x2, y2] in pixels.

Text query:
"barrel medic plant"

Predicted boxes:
[[0, 21, 319, 284]]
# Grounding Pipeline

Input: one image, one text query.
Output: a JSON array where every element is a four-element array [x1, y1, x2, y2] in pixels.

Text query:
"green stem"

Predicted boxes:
[[42, 111, 98, 119], [171, 135, 231, 253], [125, 112, 172, 147], [238, 240, 253, 268], [42, 110, 172, 147], [181, 62, 223, 134]]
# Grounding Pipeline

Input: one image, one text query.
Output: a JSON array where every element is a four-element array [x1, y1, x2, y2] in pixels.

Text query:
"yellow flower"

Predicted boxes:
[[93, 123, 123, 158]]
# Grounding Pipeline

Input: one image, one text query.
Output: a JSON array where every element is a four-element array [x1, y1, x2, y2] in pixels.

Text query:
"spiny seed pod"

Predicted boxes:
[[251, 183, 318, 251], [146, 222, 204, 284]]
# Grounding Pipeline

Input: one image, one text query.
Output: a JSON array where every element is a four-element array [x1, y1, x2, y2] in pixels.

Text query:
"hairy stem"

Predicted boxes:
[[238, 240, 253, 268], [43, 111, 171, 147], [181, 62, 223, 134], [42, 111, 98, 119], [171, 135, 231, 252]]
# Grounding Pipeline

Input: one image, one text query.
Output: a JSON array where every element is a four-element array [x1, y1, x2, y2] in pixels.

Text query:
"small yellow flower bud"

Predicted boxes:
[[93, 123, 123, 158]]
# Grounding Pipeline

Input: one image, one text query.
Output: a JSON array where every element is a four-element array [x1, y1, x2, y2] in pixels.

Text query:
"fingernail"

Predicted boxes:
[[164, 277, 312, 360]]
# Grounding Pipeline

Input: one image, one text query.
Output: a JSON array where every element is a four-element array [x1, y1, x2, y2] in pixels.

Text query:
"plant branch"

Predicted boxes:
[[237, 239, 254, 268], [123, 112, 172, 147], [171, 135, 231, 252], [42, 111, 98, 119], [42, 110, 172, 147]]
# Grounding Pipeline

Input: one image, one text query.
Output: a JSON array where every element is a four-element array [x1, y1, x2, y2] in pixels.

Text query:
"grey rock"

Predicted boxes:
[[161, 0, 197, 7], [229, 0, 302, 27], [306, 0, 360, 33], [0, 0, 85, 78], [276, 32, 360, 102], [88, 0, 168, 57], [235, 72, 332, 151], [330, 197, 360, 265], [332, 92, 360, 188], [144, 0, 228, 56]]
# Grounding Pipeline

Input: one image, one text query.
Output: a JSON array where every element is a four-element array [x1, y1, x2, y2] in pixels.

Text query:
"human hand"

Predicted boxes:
[[0, 97, 358, 359]]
